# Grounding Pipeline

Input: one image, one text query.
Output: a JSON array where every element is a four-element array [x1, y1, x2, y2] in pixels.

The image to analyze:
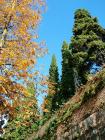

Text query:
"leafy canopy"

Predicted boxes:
[[0, 0, 46, 115]]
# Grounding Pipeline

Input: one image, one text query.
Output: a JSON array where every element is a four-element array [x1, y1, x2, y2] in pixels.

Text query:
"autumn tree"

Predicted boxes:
[[0, 0, 46, 115], [3, 82, 40, 139]]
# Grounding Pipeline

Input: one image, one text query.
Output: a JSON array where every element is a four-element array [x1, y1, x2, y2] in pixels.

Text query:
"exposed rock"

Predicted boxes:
[[56, 88, 105, 140], [58, 111, 105, 140], [29, 69, 105, 140]]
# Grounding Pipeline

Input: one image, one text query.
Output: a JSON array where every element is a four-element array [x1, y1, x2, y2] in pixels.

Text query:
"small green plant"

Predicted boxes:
[[81, 90, 93, 103], [62, 102, 81, 121], [42, 119, 57, 140], [95, 80, 105, 93]]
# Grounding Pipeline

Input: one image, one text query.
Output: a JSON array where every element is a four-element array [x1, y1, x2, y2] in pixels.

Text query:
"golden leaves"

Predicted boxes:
[[43, 109, 49, 113], [0, 86, 7, 94], [0, 0, 46, 117], [0, 0, 5, 4], [0, 62, 3, 66], [0, 76, 7, 84], [0, 75, 32, 115], [19, 60, 29, 70]]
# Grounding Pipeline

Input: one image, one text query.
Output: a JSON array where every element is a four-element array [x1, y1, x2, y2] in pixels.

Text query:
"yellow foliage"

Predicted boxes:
[[0, 86, 7, 94], [43, 109, 49, 113], [0, 0, 46, 114]]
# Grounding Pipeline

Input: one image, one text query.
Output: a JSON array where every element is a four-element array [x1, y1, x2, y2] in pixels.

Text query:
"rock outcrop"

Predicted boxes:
[[29, 69, 105, 140], [57, 88, 105, 140]]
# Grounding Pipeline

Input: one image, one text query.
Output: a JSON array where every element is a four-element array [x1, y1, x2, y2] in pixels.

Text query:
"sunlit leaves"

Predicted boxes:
[[0, 0, 46, 115]]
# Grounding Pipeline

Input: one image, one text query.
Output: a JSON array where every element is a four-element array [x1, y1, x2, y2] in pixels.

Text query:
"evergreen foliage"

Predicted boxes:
[[60, 9, 105, 104], [3, 8, 105, 139], [61, 41, 75, 102], [71, 9, 105, 84], [44, 55, 59, 114], [27, 82, 39, 116]]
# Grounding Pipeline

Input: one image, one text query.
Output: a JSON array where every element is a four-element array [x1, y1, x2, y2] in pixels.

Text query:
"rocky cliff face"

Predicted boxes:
[[56, 69, 105, 140], [28, 69, 105, 140], [57, 89, 105, 140], [57, 111, 105, 140]]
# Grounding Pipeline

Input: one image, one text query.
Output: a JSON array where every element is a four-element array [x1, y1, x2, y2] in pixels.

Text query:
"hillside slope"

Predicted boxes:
[[28, 68, 105, 140]]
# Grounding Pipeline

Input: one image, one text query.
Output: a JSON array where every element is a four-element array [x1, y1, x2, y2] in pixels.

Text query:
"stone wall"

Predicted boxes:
[[57, 110, 105, 140]]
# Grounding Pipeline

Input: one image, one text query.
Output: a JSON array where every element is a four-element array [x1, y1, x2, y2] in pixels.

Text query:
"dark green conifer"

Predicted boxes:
[[44, 54, 59, 113], [61, 41, 75, 102], [71, 9, 105, 84]]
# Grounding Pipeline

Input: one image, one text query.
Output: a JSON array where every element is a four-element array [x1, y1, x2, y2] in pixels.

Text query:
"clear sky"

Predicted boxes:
[[37, 0, 105, 77], [36, 0, 105, 106]]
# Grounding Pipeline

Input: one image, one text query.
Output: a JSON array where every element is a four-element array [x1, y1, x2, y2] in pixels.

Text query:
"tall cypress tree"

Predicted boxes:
[[43, 54, 59, 114], [61, 41, 75, 102], [71, 9, 105, 84]]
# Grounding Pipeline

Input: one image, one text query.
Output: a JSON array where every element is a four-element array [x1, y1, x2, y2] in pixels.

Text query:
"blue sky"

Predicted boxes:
[[37, 0, 105, 77], [38, 0, 105, 74], [36, 0, 105, 106]]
